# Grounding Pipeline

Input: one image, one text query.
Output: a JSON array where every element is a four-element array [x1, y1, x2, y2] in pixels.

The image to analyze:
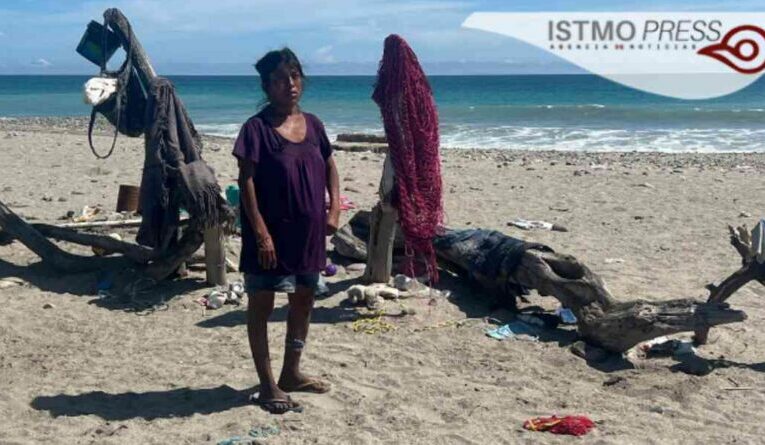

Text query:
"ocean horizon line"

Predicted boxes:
[[0, 73, 597, 78]]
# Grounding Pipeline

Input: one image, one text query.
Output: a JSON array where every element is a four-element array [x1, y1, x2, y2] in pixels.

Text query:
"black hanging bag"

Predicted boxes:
[[83, 19, 147, 159]]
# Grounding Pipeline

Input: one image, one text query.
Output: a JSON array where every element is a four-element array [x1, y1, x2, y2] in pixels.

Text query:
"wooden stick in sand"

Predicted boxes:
[[364, 154, 397, 283]]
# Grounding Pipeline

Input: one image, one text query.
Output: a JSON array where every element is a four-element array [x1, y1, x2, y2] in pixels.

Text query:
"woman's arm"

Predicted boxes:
[[238, 159, 277, 269], [325, 156, 341, 234]]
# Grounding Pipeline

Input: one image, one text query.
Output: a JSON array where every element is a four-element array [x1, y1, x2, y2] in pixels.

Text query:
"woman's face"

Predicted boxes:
[[265, 63, 302, 109]]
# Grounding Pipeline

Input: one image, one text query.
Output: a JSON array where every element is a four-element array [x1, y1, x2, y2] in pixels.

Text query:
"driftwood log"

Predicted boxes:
[[694, 225, 765, 344], [449, 241, 745, 352], [0, 198, 203, 287], [338, 213, 748, 353], [0, 199, 125, 273], [34, 223, 157, 263]]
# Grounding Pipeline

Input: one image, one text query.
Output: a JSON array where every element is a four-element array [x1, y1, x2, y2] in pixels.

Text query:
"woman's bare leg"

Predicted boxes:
[[248, 290, 297, 412], [278, 286, 330, 392]]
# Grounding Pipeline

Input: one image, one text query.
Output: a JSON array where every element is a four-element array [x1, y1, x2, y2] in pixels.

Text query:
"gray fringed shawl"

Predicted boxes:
[[137, 77, 230, 249]]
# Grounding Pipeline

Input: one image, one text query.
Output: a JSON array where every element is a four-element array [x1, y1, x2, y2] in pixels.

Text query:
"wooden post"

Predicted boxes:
[[364, 155, 397, 283], [204, 226, 227, 286]]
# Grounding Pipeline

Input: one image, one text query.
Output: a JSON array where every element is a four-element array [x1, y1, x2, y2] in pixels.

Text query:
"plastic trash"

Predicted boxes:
[[393, 274, 423, 291], [206, 290, 227, 309], [640, 337, 696, 358], [229, 281, 245, 298], [324, 263, 338, 277], [225, 185, 241, 228], [486, 321, 541, 341], [83, 77, 118, 106], [508, 219, 568, 232], [555, 307, 578, 324]]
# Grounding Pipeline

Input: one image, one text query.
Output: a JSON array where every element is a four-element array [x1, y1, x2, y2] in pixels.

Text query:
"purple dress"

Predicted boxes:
[[232, 111, 332, 275]]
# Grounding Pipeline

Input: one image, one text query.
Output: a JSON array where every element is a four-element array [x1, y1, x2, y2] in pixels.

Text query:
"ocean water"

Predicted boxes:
[[1, 74, 764, 152]]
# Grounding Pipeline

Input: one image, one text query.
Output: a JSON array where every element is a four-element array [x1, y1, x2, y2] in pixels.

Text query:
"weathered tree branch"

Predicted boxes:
[[1, 197, 205, 292], [514, 250, 744, 352], [694, 224, 765, 344], [33, 223, 157, 263], [338, 213, 748, 352], [145, 226, 205, 281], [0, 199, 118, 273]]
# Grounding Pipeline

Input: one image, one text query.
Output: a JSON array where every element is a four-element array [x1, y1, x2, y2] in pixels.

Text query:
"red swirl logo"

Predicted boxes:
[[698, 25, 765, 74]]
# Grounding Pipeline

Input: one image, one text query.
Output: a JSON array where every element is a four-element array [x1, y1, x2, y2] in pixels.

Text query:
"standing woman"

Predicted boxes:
[[233, 48, 341, 414]]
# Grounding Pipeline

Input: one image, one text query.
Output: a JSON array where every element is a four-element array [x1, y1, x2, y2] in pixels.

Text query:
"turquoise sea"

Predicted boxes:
[[1, 74, 764, 152]]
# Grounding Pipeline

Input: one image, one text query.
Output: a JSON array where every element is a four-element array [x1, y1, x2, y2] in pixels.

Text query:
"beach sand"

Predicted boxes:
[[2, 118, 765, 444]]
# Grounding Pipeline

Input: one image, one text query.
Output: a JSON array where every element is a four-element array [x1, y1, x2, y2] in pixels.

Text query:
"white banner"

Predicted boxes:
[[462, 12, 765, 99]]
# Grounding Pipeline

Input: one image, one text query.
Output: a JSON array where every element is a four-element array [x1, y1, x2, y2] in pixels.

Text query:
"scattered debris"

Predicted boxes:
[[485, 320, 540, 341], [229, 282, 245, 303], [73, 205, 103, 223], [508, 219, 567, 232], [555, 307, 577, 324], [604, 258, 625, 264], [339, 195, 356, 211], [198, 282, 245, 310], [523, 415, 595, 436], [217, 424, 280, 445], [393, 274, 423, 292], [324, 263, 339, 277], [204, 290, 227, 309], [352, 313, 398, 334], [638, 337, 696, 359]]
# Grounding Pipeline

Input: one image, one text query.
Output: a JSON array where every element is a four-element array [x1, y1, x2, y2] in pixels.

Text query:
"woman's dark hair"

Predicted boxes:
[[254, 47, 305, 91]]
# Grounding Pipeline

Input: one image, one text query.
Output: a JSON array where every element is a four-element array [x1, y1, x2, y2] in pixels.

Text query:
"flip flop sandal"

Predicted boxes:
[[283, 379, 331, 394], [249, 394, 304, 414]]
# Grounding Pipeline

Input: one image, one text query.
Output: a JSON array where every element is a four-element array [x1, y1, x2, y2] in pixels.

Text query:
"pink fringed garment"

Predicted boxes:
[[372, 34, 443, 282]]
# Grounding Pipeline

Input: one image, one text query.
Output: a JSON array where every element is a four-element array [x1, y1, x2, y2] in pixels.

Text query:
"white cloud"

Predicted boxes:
[[30, 58, 52, 67], [313, 45, 336, 63]]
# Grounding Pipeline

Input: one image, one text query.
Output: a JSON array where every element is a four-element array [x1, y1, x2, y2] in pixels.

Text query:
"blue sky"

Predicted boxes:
[[1, 0, 763, 75]]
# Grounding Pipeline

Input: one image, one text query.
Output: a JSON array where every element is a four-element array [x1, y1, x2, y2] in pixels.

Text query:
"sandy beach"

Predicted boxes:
[[2, 117, 765, 444]]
